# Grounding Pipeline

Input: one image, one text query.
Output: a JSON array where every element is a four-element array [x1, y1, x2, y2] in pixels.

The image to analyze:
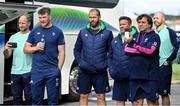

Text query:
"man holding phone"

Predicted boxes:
[[3, 15, 32, 105], [108, 16, 137, 106]]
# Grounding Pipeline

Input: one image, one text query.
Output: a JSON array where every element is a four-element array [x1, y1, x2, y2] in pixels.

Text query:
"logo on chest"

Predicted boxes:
[[114, 40, 118, 44], [52, 32, 56, 36], [100, 34, 104, 37], [37, 32, 41, 35], [85, 34, 88, 37], [36, 32, 56, 37], [144, 38, 148, 42]]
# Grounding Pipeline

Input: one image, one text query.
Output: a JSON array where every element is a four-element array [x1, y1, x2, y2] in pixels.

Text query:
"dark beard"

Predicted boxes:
[[90, 21, 99, 28]]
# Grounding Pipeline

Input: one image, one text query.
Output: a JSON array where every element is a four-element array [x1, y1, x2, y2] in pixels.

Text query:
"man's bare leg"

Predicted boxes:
[[161, 95, 170, 106], [146, 99, 156, 106], [96, 93, 106, 106], [132, 98, 143, 106], [116, 101, 125, 106], [79, 93, 89, 106]]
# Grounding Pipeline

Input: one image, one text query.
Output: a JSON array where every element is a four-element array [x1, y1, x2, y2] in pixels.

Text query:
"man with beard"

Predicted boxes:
[[108, 16, 137, 106], [4, 15, 32, 105], [153, 12, 179, 106], [24, 7, 65, 105], [74, 8, 113, 106]]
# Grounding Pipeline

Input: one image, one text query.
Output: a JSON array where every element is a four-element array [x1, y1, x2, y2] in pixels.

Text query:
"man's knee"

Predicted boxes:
[[96, 94, 105, 100], [132, 99, 143, 106], [80, 94, 89, 100]]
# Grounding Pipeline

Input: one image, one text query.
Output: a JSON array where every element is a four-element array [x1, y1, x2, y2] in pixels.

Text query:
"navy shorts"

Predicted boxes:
[[129, 80, 159, 101], [77, 70, 110, 94], [112, 79, 129, 101], [158, 65, 172, 95]]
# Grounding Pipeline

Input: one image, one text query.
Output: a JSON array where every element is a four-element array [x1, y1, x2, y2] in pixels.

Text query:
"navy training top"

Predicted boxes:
[[27, 25, 65, 69]]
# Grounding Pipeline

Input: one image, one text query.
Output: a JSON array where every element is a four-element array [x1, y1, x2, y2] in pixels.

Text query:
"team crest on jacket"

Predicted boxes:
[[100, 34, 104, 37], [85, 34, 88, 37], [52, 32, 56, 36], [144, 38, 148, 42], [153, 42, 157, 46], [37, 32, 41, 35], [114, 40, 117, 44]]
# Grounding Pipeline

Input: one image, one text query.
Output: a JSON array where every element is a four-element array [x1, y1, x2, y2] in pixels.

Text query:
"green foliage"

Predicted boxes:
[[172, 63, 180, 80]]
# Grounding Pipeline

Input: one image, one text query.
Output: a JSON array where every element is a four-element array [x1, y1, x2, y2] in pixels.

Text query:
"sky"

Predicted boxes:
[[123, 0, 180, 17]]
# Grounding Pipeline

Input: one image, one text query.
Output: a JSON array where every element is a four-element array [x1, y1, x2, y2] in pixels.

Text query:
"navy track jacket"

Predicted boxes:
[[125, 30, 160, 80]]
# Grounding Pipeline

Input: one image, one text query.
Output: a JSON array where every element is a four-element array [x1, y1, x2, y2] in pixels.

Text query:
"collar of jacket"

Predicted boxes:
[[156, 24, 166, 32], [86, 20, 106, 33], [118, 26, 138, 37], [139, 29, 155, 36]]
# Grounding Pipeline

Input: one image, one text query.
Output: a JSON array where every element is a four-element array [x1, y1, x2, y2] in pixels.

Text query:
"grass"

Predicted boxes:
[[172, 63, 180, 80]]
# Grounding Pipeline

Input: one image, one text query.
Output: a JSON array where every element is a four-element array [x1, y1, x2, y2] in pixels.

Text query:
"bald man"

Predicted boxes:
[[153, 12, 179, 106], [3, 15, 32, 105]]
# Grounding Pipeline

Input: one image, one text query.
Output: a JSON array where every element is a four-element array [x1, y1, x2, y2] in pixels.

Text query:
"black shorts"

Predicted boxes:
[[129, 80, 159, 101], [158, 65, 172, 95], [112, 79, 129, 101], [77, 70, 110, 94]]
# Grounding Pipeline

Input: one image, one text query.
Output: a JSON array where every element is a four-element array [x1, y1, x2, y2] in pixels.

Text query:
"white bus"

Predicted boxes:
[[0, 0, 123, 104]]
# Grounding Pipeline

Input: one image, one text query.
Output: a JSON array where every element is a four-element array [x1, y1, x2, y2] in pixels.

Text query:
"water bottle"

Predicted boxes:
[[40, 35, 45, 51]]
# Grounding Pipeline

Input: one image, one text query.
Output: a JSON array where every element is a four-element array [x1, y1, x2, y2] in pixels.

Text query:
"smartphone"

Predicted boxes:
[[8, 42, 17, 48], [124, 31, 130, 38], [124, 29, 130, 38]]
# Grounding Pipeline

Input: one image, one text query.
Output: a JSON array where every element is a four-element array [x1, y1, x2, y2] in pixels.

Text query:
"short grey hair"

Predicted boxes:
[[89, 8, 101, 16]]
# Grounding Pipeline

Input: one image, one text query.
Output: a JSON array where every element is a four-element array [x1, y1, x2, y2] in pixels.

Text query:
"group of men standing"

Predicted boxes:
[[3, 7, 179, 106], [74, 9, 179, 106]]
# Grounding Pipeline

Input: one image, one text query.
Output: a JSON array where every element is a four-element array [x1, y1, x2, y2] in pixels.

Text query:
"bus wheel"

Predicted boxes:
[[67, 66, 79, 101]]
